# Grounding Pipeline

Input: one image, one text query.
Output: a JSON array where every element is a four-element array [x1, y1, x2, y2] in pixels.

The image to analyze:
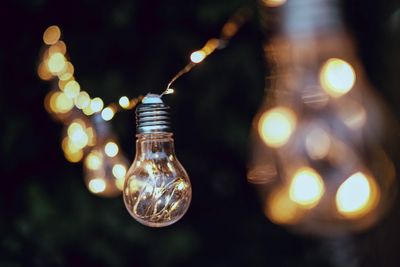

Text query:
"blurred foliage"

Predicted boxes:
[[0, 0, 399, 266]]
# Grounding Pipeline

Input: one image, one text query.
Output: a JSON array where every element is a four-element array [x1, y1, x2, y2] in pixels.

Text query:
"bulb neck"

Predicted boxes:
[[136, 94, 172, 134]]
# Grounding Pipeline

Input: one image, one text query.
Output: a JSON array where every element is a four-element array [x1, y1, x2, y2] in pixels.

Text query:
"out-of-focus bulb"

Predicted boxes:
[[123, 94, 192, 227]]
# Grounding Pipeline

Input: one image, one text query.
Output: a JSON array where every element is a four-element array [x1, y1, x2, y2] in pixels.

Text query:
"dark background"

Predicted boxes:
[[0, 0, 399, 266]]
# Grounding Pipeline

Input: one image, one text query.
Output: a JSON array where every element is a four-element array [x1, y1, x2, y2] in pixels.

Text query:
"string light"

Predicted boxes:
[[162, 7, 252, 94]]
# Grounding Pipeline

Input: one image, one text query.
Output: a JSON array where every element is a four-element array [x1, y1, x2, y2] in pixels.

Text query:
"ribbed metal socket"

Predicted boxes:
[[136, 100, 171, 134]]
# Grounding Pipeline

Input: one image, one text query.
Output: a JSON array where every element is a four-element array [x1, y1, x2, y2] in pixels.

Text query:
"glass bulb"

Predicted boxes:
[[249, 0, 397, 236], [123, 94, 191, 227]]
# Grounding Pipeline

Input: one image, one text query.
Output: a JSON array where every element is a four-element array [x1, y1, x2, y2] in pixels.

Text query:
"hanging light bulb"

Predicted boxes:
[[249, 0, 397, 236], [123, 94, 192, 227], [83, 114, 129, 197]]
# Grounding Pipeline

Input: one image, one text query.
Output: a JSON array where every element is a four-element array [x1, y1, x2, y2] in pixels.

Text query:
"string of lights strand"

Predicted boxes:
[[37, 7, 252, 224]]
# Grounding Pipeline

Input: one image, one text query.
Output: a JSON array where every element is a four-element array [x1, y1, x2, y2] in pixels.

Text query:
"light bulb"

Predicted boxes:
[[83, 114, 129, 197], [249, 0, 397, 236], [123, 94, 192, 227]]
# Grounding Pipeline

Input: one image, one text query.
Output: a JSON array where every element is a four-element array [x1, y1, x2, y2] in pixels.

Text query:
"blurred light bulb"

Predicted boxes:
[[123, 94, 192, 227], [249, 0, 396, 236]]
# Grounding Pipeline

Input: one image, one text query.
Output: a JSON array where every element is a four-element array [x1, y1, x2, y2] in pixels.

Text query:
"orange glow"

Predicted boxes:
[[119, 96, 130, 109], [222, 22, 238, 38], [104, 142, 119, 157], [43, 25, 61, 45], [90, 97, 104, 112], [289, 167, 324, 208], [190, 50, 206, 63], [262, 0, 287, 7], [336, 172, 379, 219], [88, 178, 106, 193], [258, 106, 296, 148], [265, 187, 303, 225], [48, 41, 67, 55], [47, 52, 66, 73], [320, 58, 356, 97], [101, 107, 115, 121], [63, 80, 80, 99], [203, 39, 219, 55], [37, 62, 52, 80], [305, 126, 331, 160], [64, 149, 83, 163]]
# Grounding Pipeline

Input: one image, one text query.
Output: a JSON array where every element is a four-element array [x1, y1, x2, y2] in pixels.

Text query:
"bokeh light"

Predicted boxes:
[[258, 106, 296, 148], [85, 151, 102, 170], [88, 178, 106, 194], [190, 50, 206, 63], [43, 25, 61, 45], [119, 96, 130, 109], [47, 52, 66, 74], [305, 126, 331, 160], [63, 80, 80, 99], [265, 187, 304, 225], [104, 142, 118, 157], [75, 91, 90, 109], [320, 58, 356, 97], [289, 167, 324, 208], [101, 107, 115, 121], [90, 97, 104, 113], [336, 172, 379, 219]]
